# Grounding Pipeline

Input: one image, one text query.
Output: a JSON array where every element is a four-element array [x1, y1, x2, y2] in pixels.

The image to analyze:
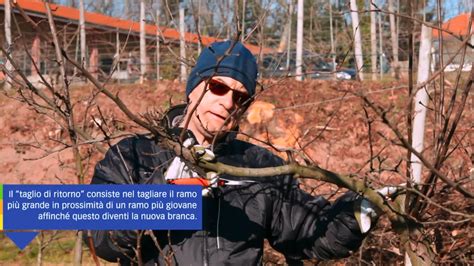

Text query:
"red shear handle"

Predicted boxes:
[[168, 178, 225, 187]]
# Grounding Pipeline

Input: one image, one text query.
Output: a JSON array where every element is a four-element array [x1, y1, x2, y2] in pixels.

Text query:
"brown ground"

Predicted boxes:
[[0, 79, 413, 188], [0, 78, 472, 264]]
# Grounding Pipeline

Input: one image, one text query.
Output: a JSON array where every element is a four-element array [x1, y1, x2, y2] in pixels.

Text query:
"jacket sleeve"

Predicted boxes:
[[267, 175, 366, 261], [83, 136, 163, 263], [235, 141, 367, 261]]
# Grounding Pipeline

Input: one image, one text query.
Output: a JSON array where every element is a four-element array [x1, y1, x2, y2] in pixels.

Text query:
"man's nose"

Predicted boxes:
[[219, 90, 235, 110]]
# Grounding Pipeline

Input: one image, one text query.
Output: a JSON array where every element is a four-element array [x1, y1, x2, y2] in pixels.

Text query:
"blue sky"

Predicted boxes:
[[431, 0, 470, 21]]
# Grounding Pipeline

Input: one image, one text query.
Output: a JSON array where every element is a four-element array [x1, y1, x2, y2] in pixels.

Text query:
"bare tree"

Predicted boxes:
[[79, 0, 87, 69], [241, 0, 247, 42], [68, 0, 77, 8], [196, 0, 202, 54], [388, 0, 400, 78], [156, 6, 161, 83], [179, 2, 187, 82], [36, 231, 60, 266], [44, 4, 86, 264], [350, 0, 364, 80], [287, 0, 293, 70], [405, 24, 434, 265], [140, 0, 146, 84], [378, 11, 383, 78], [3, 0, 12, 90], [278, 19, 290, 53], [370, 2, 377, 80], [329, 0, 336, 75], [295, 0, 304, 81], [124, 0, 130, 19]]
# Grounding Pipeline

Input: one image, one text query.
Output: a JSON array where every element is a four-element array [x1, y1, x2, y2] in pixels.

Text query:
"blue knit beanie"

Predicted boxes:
[[185, 40, 258, 98]]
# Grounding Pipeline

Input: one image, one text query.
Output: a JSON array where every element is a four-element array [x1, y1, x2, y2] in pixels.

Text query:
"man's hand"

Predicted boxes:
[[183, 138, 215, 162], [354, 186, 400, 233]]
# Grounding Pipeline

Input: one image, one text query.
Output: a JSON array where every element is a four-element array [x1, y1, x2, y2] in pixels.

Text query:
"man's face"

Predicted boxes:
[[184, 76, 250, 145]]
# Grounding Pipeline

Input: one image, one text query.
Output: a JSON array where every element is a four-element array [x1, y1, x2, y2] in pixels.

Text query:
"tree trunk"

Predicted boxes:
[[404, 24, 435, 266], [295, 0, 304, 81], [309, 5, 313, 51], [179, 3, 187, 82], [45, 4, 85, 264], [115, 30, 120, 83], [370, 2, 377, 80], [197, 0, 202, 54], [388, 0, 400, 78], [36, 231, 43, 266], [79, 0, 87, 69], [329, 0, 336, 75], [350, 0, 364, 80], [241, 0, 246, 42], [124, 0, 130, 19], [115, 30, 120, 59], [89, 47, 99, 79], [257, 0, 264, 63], [379, 12, 383, 79], [286, 0, 293, 70], [278, 22, 290, 53], [140, 0, 146, 84], [410, 25, 431, 188], [73, 231, 83, 266], [31, 36, 41, 76], [79, 0, 87, 66], [156, 7, 161, 83], [45, 4, 86, 263], [4, 0, 12, 90], [225, 1, 231, 40], [68, 0, 77, 8]]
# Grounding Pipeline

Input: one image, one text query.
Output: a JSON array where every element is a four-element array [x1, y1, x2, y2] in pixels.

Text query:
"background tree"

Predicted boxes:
[[350, 0, 364, 80], [370, 1, 377, 80]]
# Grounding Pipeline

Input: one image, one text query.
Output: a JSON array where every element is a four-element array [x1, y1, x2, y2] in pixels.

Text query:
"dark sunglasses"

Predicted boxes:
[[207, 80, 251, 106]]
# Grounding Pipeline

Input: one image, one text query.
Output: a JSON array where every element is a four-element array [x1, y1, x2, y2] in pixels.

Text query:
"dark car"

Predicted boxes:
[[261, 54, 293, 78]]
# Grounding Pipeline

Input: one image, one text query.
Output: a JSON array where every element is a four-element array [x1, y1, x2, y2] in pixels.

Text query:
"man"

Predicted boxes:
[[87, 41, 372, 265]]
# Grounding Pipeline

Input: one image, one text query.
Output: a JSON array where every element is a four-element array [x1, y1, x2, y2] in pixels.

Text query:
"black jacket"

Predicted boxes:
[[85, 109, 366, 265]]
